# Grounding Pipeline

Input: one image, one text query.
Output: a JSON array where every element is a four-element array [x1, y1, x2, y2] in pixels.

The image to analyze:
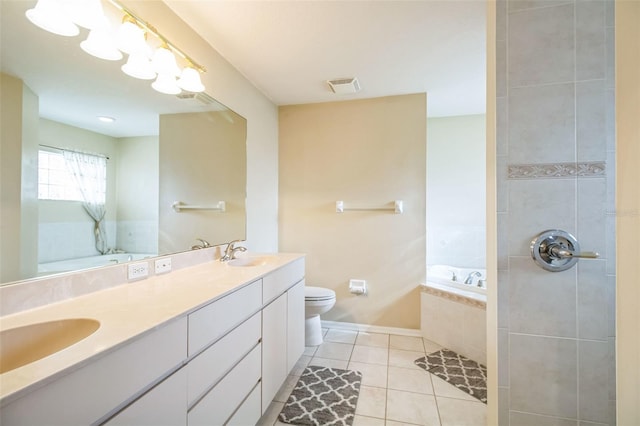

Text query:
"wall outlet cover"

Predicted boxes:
[[155, 258, 172, 275], [128, 262, 149, 281]]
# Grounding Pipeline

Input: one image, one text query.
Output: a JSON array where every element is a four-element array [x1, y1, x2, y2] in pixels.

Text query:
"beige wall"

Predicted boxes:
[[159, 111, 247, 253], [616, 0, 640, 422], [0, 74, 39, 282], [279, 94, 426, 329], [115, 136, 158, 222]]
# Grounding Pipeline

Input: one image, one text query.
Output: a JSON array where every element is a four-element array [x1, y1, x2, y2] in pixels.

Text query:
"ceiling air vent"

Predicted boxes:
[[327, 77, 361, 94]]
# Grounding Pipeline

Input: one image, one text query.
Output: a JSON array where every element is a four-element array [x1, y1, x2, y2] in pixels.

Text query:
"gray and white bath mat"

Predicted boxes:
[[415, 348, 487, 403], [278, 366, 362, 426]]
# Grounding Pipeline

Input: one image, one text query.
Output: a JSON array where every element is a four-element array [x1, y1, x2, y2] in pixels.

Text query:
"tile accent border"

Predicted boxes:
[[420, 285, 487, 310], [508, 161, 606, 179]]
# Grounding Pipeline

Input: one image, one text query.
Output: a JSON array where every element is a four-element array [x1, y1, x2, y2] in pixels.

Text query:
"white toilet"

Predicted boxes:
[[304, 286, 336, 346]]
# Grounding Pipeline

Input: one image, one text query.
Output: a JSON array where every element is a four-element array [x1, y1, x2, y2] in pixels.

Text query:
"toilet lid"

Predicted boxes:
[[305, 286, 336, 301]]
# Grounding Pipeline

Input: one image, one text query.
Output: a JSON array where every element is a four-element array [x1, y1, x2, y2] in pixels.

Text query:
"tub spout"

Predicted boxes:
[[464, 271, 482, 285]]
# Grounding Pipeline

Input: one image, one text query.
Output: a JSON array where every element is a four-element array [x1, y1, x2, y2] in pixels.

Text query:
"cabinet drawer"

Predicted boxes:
[[187, 312, 261, 406], [187, 344, 261, 426], [263, 257, 305, 304], [226, 382, 261, 426], [105, 368, 187, 426], [188, 279, 261, 355]]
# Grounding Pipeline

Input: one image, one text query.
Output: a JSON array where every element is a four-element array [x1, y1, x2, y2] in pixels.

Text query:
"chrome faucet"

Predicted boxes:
[[464, 271, 482, 285], [191, 238, 211, 250], [221, 239, 247, 261]]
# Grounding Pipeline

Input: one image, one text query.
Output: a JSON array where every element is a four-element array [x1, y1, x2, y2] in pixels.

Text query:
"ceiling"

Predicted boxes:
[[1, 1, 486, 139], [165, 0, 487, 117]]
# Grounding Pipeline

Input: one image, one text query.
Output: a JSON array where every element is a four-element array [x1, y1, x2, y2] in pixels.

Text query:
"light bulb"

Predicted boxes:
[[177, 67, 205, 93], [151, 46, 180, 76], [117, 19, 151, 56], [122, 52, 156, 80], [152, 73, 181, 95], [25, 0, 79, 37], [81, 28, 123, 61]]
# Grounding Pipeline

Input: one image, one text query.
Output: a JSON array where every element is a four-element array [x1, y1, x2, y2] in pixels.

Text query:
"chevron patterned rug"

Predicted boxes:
[[415, 349, 487, 403], [278, 366, 362, 426]]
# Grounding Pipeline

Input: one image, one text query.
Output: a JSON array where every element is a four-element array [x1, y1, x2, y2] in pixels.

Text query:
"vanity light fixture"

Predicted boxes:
[[97, 116, 115, 123], [24, 0, 207, 95], [25, 0, 80, 37]]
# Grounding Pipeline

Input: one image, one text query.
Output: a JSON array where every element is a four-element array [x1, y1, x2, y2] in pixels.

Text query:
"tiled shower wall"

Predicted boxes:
[[496, 0, 615, 424]]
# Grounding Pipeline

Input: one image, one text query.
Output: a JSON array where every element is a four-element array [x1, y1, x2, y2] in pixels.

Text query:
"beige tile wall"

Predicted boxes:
[[496, 0, 616, 424]]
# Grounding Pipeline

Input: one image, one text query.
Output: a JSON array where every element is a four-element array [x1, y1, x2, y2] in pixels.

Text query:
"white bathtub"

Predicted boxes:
[[38, 253, 156, 275], [423, 265, 487, 304], [420, 265, 487, 365]]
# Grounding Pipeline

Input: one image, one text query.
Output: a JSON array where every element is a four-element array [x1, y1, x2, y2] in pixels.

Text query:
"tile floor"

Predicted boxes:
[[257, 327, 486, 426]]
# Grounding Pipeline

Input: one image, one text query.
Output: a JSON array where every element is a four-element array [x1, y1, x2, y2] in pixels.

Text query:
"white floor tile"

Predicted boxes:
[[303, 345, 318, 356], [348, 361, 388, 388], [356, 331, 390, 348], [385, 421, 423, 426], [386, 389, 441, 425], [437, 395, 487, 426], [325, 329, 358, 344], [264, 328, 485, 426], [314, 341, 354, 360], [308, 356, 349, 370], [387, 366, 434, 394], [423, 337, 444, 354], [388, 349, 426, 369], [355, 385, 387, 419], [390, 335, 426, 352], [431, 374, 479, 402], [350, 345, 389, 365], [353, 415, 386, 426]]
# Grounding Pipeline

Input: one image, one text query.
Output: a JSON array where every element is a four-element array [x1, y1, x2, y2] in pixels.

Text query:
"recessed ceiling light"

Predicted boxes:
[[98, 116, 115, 123]]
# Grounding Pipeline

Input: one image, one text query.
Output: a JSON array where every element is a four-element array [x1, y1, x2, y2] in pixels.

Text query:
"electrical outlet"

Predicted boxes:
[[155, 257, 172, 275], [128, 262, 148, 280]]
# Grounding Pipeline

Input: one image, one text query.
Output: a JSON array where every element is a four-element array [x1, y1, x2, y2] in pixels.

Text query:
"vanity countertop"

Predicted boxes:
[[0, 253, 304, 405]]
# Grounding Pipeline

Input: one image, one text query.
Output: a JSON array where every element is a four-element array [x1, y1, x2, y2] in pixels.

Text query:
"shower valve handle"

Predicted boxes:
[[530, 229, 599, 272], [548, 246, 599, 259]]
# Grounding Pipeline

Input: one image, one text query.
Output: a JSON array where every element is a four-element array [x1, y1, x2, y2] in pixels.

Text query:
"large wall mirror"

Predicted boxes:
[[0, 0, 247, 285]]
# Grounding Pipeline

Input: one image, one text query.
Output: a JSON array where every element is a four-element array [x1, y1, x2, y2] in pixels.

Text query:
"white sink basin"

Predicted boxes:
[[227, 256, 275, 267], [0, 318, 100, 374]]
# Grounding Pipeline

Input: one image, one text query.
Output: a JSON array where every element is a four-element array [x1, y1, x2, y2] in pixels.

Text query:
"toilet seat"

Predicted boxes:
[[305, 286, 336, 301]]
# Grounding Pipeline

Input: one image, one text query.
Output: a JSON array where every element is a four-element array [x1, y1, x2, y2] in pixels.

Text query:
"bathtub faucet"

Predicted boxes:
[[463, 271, 482, 285]]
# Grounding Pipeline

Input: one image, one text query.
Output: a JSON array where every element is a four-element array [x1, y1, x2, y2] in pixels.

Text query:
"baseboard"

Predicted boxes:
[[320, 320, 423, 337]]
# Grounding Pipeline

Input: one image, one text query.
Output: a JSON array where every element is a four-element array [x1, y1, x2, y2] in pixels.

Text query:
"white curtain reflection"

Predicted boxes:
[[63, 150, 108, 254]]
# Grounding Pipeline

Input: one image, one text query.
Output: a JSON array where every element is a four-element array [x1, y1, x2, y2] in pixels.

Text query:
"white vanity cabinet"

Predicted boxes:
[[0, 317, 187, 426], [0, 255, 306, 426], [261, 257, 306, 410], [105, 367, 188, 426]]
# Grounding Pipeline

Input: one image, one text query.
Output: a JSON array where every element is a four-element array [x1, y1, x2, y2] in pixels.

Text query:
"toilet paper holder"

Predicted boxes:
[[349, 279, 367, 295]]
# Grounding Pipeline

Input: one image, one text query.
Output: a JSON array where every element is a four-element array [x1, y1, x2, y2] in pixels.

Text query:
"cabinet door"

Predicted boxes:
[[105, 368, 187, 426], [261, 293, 288, 410], [287, 279, 305, 372]]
